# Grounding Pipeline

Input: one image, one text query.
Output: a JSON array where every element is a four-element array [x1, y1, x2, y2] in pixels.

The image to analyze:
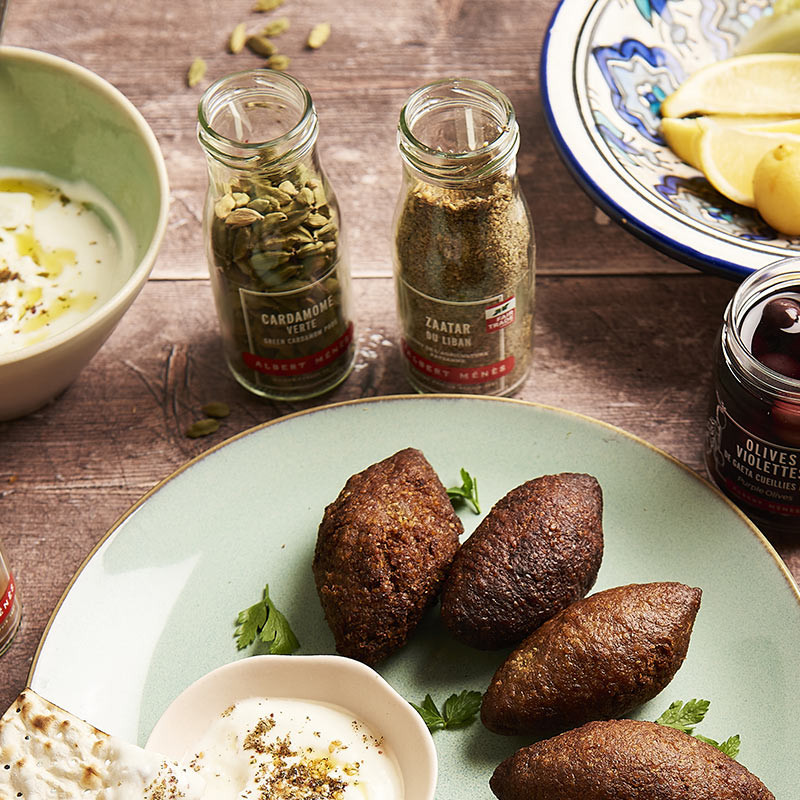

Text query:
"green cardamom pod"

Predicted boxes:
[[246, 35, 276, 57], [186, 418, 220, 438], [201, 402, 231, 419]]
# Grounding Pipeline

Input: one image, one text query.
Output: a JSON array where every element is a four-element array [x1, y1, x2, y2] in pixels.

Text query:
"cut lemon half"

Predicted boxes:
[[696, 126, 800, 206], [660, 53, 800, 118]]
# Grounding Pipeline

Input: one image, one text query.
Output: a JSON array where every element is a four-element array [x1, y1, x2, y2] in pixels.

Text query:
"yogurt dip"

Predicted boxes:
[[0, 168, 135, 354], [184, 696, 404, 799]]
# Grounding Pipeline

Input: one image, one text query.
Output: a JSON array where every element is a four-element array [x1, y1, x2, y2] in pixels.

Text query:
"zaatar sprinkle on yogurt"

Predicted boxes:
[[185, 696, 403, 799]]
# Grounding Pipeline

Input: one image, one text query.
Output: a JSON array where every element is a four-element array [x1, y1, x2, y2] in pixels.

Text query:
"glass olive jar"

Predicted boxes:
[[198, 70, 356, 400], [393, 78, 535, 396], [705, 257, 800, 536]]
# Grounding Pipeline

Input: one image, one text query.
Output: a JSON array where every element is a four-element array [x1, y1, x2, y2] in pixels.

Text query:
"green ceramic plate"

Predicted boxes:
[[29, 396, 800, 798]]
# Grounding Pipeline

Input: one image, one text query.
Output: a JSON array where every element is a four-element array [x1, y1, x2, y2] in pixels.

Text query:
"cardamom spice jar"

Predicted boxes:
[[705, 257, 800, 536], [198, 70, 356, 400], [393, 78, 535, 396], [0, 538, 21, 656]]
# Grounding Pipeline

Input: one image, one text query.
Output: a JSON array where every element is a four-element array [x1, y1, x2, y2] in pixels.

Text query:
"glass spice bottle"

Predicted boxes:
[[393, 78, 535, 396], [705, 256, 800, 536], [198, 70, 356, 400], [0, 538, 21, 656]]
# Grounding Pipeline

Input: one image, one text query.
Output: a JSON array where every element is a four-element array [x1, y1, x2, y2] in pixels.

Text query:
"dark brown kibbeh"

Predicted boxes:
[[440, 472, 603, 649], [481, 582, 702, 735], [312, 447, 462, 665], [489, 718, 775, 800]]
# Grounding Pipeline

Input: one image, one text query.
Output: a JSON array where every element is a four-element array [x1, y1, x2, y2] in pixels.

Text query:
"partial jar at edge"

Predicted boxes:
[[705, 257, 800, 536], [198, 70, 356, 401], [393, 77, 535, 396], [0, 538, 21, 656]]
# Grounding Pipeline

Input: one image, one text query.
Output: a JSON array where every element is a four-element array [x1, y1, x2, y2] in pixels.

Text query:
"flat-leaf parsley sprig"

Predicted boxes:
[[411, 690, 483, 732], [447, 468, 481, 514], [235, 582, 300, 654], [655, 699, 740, 758]]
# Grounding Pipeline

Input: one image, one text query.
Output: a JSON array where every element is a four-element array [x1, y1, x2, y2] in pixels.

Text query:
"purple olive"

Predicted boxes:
[[758, 351, 800, 380], [750, 323, 776, 361], [761, 296, 800, 332]]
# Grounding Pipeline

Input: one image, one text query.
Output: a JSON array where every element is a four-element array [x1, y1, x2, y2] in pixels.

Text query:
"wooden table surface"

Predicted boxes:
[[1, 0, 798, 717]]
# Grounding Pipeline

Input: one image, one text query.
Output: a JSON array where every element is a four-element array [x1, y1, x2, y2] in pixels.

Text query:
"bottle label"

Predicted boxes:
[[0, 573, 16, 626], [232, 259, 355, 392], [243, 322, 354, 376], [397, 278, 530, 392], [707, 399, 800, 516]]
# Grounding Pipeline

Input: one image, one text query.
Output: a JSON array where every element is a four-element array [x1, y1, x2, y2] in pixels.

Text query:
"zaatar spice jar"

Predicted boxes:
[[0, 538, 21, 656], [393, 78, 535, 396], [706, 257, 800, 536], [198, 70, 355, 400]]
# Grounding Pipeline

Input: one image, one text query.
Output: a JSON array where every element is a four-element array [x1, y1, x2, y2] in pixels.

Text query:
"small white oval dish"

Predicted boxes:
[[145, 654, 437, 800]]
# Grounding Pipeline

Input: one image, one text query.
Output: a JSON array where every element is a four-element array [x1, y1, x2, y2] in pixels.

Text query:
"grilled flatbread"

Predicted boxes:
[[0, 689, 205, 799]]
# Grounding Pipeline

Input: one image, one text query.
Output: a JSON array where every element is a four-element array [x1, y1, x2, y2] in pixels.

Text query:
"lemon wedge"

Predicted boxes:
[[736, 8, 800, 55], [661, 115, 800, 170], [661, 118, 705, 169], [696, 125, 800, 206], [660, 54, 800, 118]]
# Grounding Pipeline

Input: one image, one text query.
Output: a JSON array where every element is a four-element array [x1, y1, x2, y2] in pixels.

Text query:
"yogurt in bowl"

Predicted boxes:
[[145, 655, 437, 800]]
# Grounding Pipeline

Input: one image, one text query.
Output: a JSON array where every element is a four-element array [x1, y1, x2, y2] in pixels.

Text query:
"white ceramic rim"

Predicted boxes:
[[145, 653, 438, 800], [0, 45, 170, 367], [540, 0, 788, 281]]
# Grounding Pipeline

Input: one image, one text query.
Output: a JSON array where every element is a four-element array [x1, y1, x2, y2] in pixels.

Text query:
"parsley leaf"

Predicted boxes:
[[235, 598, 268, 650], [655, 698, 710, 735], [696, 734, 741, 759], [410, 694, 446, 731], [235, 583, 300, 654], [447, 468, 481, 514], [654, 700, 740, 758], [411, 690, 482, 732]]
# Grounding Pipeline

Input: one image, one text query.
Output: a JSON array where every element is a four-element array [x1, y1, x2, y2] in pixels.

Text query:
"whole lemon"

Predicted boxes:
[[753, 143, 800, 235]]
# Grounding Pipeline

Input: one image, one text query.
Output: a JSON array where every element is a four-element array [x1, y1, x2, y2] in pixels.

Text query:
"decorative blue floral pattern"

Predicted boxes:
[[583, 0, 800, 249]]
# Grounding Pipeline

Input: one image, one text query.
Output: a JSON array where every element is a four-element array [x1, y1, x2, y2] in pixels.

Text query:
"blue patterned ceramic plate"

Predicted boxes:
[[541, 0, 797, 280]]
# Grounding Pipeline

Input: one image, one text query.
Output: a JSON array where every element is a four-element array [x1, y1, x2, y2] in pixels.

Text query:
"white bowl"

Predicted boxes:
[[541, 0, 795, 280], [0, 47, 169, 420], [145, 654, 438, 800]]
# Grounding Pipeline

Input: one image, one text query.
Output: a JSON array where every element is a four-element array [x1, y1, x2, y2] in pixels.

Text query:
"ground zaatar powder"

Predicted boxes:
[[395, 174, 534, 395]]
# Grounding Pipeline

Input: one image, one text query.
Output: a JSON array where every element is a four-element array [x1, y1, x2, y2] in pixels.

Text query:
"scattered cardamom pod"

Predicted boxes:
[[267, 54, 291, 71], [229, 22, 248, 54], [186, 418, 220, 438], [262, 17, 290, 37], [246, 35, 277, 57], [201, 401, 231, 419], [306, 22, 331, 50], [187, 57, 207, 88], [252, 0, 283, 10]]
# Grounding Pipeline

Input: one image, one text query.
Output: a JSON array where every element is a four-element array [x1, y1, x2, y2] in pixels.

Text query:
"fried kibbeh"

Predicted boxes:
[[481, 582, 701, 735], [489, 719, 775, 800], [440, 472, 603, 649], [312, 447, 462, 665]]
